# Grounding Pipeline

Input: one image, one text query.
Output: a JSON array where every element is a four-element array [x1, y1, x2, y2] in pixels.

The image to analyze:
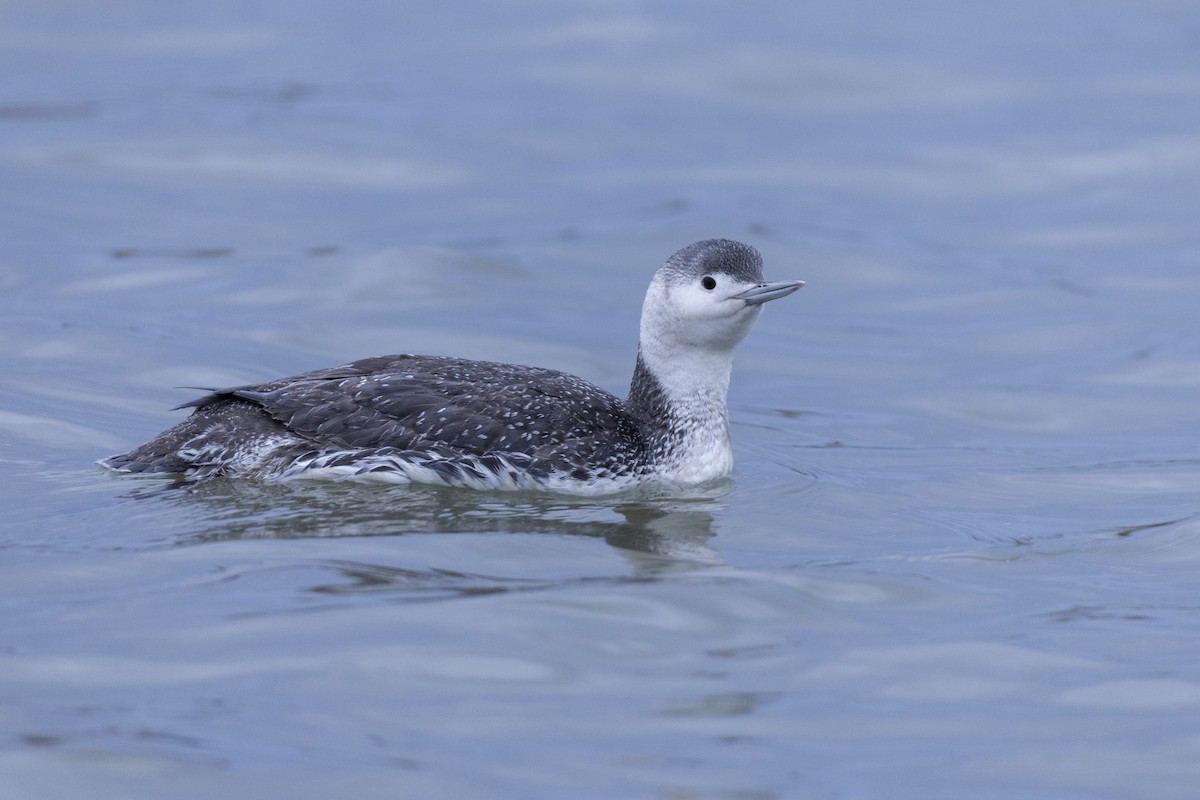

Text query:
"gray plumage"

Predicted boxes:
[[101, 239, 803, 494]]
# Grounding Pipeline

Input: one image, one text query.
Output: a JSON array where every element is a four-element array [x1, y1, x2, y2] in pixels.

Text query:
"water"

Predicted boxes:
[[3, 1, 1200, 797]]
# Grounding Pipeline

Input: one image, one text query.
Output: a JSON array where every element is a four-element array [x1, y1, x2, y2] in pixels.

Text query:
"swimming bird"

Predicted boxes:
[[101, 239, 803, 494]]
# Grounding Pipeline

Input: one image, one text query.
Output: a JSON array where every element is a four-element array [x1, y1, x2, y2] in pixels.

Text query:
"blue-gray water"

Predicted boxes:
[[3, 2, 1200, 798]]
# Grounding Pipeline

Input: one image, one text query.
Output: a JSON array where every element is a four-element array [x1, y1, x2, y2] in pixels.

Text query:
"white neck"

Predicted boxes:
[[634, 335, 737, 483], [639, 337, 734, 408]]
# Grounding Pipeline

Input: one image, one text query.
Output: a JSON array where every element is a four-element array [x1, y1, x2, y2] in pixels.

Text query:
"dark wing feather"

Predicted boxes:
[[181, 354, 644, 462]]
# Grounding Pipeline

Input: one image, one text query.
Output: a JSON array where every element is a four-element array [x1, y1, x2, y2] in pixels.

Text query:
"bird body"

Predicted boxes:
[[101, 239, 802, 494]]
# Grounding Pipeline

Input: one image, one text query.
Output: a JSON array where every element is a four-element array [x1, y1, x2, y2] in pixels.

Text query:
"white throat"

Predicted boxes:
[[636, 300, 750, 483], [636, 276, 760, 408]]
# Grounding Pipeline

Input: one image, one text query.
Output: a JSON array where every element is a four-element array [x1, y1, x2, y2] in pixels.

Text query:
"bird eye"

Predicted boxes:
[[701, 276, 716, 290]]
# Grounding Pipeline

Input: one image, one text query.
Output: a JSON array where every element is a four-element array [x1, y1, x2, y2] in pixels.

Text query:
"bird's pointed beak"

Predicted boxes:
[[733, 280, 805, 306]]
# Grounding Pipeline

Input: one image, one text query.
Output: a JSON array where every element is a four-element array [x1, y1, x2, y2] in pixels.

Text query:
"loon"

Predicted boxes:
[[101, 239, 803, 494]]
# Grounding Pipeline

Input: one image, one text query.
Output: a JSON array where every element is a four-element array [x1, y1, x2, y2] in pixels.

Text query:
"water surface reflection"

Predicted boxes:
[[122, 476, 727, 571]]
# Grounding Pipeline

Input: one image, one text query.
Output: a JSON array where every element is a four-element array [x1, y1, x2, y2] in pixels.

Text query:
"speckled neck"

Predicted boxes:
[[626, 352, 674, 436], [626, 350, 734, 481]]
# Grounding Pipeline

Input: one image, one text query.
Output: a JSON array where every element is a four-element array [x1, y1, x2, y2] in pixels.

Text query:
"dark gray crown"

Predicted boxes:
[[659, 239, 764, 284]]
